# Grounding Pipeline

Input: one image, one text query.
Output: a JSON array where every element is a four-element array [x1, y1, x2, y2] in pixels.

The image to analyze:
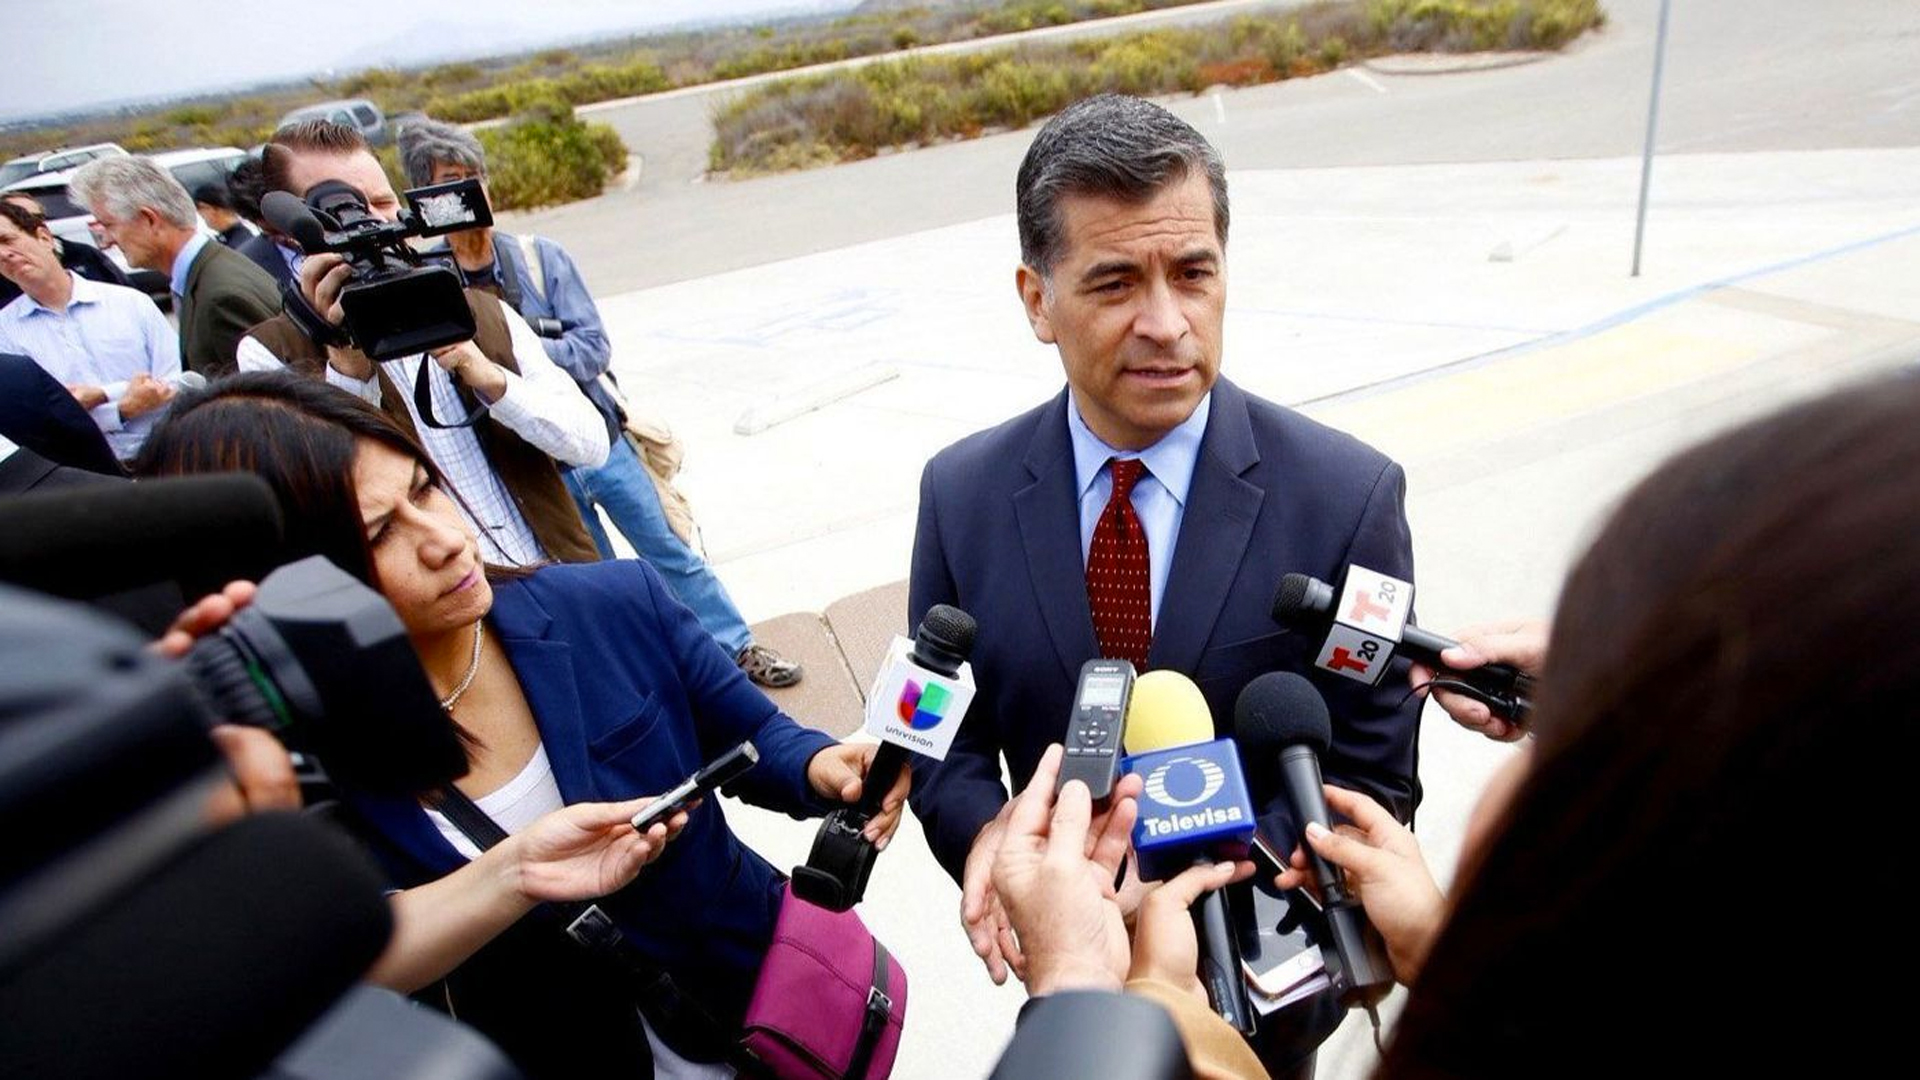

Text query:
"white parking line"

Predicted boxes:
[[1346, 67, 1389, 94]]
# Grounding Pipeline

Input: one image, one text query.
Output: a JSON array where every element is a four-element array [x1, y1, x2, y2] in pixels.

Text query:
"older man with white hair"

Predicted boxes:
[[71, 155, 280, 377]]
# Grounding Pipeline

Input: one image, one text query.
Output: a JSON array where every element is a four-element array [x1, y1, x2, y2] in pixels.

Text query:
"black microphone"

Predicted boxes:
[[990, 991, 1193, 1080], [1235, 672, 1393, 1011], [1273, 569, 1536, 724], [856, 604, 976, 816], [260, 190, 330, 255], [0, 472, 285, 601], [793, 604, 977, 911], [0, 813, 396, 1080]]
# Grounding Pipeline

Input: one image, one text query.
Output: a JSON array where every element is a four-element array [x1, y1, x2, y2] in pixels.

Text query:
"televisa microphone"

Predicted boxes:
[[1272, 567, 1536, 726], [1121, 670, 1257, 1035], [791, 604, 978, 911], [0, 472, 285, 601], [1234, 672, 1394, 1012]]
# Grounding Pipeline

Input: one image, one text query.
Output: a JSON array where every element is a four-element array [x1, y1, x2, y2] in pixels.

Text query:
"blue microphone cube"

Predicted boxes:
[[1123, 739, 1256, 881]]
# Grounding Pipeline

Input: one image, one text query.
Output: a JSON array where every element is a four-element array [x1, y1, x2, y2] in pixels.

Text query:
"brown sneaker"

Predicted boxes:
[[736, 643, 803, 688]]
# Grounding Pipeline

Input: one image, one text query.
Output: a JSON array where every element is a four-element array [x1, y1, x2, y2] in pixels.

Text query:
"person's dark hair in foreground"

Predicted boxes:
[[1382, 373, 1920, 1076]]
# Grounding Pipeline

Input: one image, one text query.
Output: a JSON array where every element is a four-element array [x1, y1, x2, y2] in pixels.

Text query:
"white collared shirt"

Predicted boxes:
[[0, 272, 181, 460], [235, 304, 608, 566]]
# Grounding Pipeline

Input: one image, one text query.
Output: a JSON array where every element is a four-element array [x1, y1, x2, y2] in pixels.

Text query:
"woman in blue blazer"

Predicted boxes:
[[139, 372, 908, 1077]]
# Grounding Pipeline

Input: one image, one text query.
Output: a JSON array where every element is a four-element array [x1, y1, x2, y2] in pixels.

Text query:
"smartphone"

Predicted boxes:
[[630, 741, 759, 831], [1235, 877, 1329, 1005]]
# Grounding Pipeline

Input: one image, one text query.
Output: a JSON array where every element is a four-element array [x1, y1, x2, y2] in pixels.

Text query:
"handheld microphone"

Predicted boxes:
[[1234, 672, 1393, 1011], [1273, 568, 1535, 725], [792, 604, 977, 911], [1122, 670, 1257, 1035], [0, 472, 285, 601]]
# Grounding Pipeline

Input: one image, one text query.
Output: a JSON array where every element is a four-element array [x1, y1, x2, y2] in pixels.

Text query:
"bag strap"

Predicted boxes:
[[428, 785, 764, 1074], [516, 234, 547, 306], [843, 937, 894, 1080]]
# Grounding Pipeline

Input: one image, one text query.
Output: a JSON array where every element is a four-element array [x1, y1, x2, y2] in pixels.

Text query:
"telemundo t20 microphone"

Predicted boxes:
[[1235, 672, 1393, 1012], [1273, 567, 1535, 726], [1122, 671, 1257, 1035], [791, 604, 978, 911]]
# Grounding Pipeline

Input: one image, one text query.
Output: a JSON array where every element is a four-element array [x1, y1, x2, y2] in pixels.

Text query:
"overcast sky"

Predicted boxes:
[[6, 0, 857, 122]]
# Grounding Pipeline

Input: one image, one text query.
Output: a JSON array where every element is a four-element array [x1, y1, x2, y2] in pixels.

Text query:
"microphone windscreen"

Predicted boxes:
[[260, 190, 327, 254], [922, 603, 978, 657], [1122, 670, 1213, 754], [1235, 671, 1332, 754], [0, 812, 394, 1080], [1271, 571, 1335, 625], [0, 472, 284, 600]]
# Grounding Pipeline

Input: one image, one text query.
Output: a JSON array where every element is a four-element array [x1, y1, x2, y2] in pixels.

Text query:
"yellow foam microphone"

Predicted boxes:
[[1122, 669, 1214, 754]]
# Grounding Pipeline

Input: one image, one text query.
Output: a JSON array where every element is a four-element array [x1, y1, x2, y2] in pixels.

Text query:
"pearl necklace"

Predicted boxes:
[[439, 621, 484, 711]]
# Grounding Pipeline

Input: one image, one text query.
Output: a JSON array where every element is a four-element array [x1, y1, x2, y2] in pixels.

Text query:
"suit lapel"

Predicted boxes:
[[1013, 389, 1100, 685], [177, 244, 211, 349], [1150, 378, 1263, 677], [489, 578, 601, 804], [341, 576, 599, 878]]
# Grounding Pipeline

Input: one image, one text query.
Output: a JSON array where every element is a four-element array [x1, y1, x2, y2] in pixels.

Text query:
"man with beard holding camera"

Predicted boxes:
[[235, 120, 606, 567]]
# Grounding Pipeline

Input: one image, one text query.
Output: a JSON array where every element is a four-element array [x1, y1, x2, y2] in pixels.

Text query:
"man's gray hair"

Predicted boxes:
[[398, 118, 488, 189], [69, 156, 199, 230], [1016, 94, 1229, 277]]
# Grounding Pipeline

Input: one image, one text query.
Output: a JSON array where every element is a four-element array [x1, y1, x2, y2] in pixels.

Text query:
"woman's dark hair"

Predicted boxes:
[[133, 370, 447, 587], [1382, 373, 1920, 1076]]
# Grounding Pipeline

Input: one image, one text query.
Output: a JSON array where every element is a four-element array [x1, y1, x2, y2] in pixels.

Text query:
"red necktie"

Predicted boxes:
[[1087, 457, 1152, 672]]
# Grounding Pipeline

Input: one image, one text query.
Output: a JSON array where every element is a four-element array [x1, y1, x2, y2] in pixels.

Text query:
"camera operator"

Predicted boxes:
[[393, 119, 803, 690], [234, 119, 607, 568]]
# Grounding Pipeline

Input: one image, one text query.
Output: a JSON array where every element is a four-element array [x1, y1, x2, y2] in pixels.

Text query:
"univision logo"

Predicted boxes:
[[1144, 756, 1227, 808], [896, 679, 953, 731]]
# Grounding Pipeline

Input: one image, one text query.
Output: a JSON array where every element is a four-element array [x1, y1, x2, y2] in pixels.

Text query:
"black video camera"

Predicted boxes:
[[184, 554, 469, 796], [262, 177, 493, 361]]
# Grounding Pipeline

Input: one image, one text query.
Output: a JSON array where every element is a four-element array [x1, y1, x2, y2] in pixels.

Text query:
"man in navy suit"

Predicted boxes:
[[907, 95, 1421, 1072]]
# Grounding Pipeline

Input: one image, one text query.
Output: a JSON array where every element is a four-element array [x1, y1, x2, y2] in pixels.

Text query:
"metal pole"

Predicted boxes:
[[1631, 0, 1675, 277]]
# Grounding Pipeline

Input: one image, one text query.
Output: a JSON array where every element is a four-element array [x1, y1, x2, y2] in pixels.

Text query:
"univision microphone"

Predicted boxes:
[[1272, 567, 1535, 725], [1235, 672, 1393, 1012], [791, 605, 978, 911], [1122, 671, 1257, 1035]]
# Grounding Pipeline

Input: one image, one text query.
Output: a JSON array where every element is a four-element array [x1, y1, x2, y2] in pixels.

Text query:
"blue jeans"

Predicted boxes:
[[564, 437, 754, 655]]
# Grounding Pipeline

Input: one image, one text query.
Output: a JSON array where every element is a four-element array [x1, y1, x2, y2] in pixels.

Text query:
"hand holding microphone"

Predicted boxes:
[[1272, 568, 1539, 731], [1272, 784, 1443, 986], [1122, 670, 1259, 1033], [1407, 619, 1548, 742]]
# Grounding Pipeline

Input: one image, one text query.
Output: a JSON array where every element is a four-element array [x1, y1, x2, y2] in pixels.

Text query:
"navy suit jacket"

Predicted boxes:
[[0, 352, 124, 476], [908, 376, 1423, 881], [340, 560, 837, 1023]]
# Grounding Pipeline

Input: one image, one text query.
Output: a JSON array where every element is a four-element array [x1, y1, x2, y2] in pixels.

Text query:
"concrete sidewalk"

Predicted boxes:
[[596, 147, 1920, 1078]]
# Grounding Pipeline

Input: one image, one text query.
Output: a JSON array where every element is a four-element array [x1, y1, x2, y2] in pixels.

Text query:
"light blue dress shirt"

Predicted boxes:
[[1067, 390, 1213, 628], [168, 230, 213, 298], [0, 272, 181, 460]]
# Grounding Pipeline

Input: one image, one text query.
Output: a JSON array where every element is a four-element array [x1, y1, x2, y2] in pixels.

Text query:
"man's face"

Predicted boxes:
[[1018, 170, 1225, 451], [88, 201, 168, 272], [285, 149, 402, 223], [0, 215, 61, 289]]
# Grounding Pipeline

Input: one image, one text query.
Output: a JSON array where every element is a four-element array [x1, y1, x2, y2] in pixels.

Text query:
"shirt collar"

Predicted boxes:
[[13, 270, 95, 318], [170, 230, 213, 296], [1066, 389, 1212, 507]]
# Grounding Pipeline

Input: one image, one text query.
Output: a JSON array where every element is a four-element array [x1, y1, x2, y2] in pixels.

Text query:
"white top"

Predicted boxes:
[[235, 303, 608, 566], [420, 742, 732, 1080], [423, 742, 564, 859]]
